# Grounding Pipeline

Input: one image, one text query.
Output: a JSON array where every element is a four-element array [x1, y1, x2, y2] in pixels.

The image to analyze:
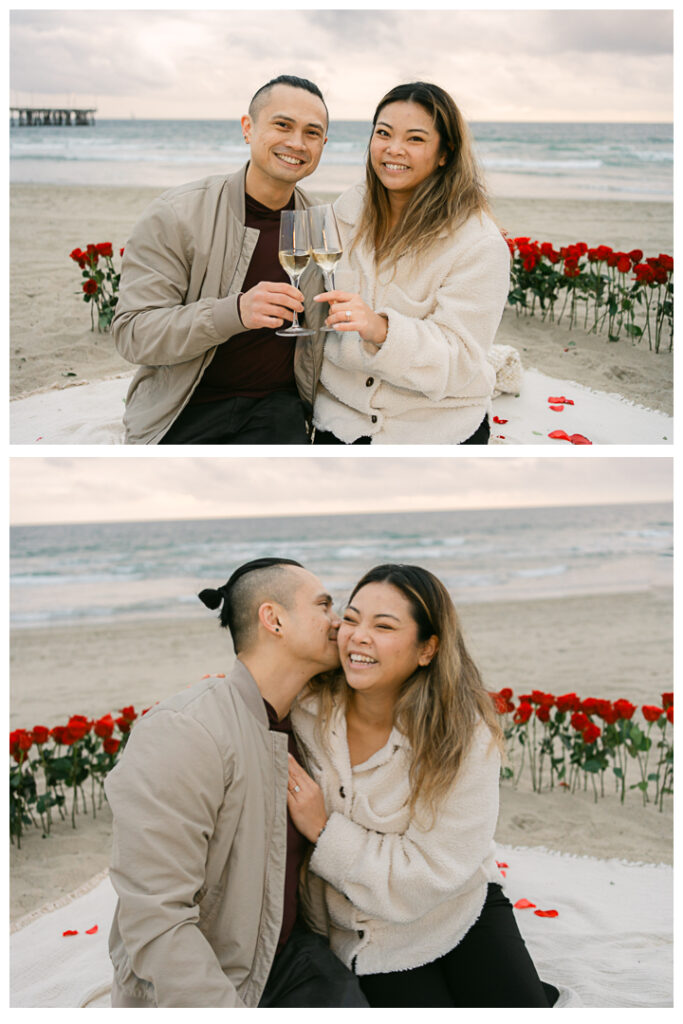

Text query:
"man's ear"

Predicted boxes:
[[258, 601, 282, 637], [240, 113, 252, 144]]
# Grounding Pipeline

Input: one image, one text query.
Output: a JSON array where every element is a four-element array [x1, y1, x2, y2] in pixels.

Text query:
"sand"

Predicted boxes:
[[10, 183, 673, 415], [10, 586, 673, 921]]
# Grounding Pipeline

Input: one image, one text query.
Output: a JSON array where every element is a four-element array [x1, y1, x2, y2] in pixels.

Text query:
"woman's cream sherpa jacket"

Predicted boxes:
[[291, 693, 501, 976], [313, 184, 511, 444]]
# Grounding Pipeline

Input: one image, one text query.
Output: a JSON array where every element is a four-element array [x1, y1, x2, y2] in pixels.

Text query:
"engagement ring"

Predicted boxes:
[[345, 310, 352, 320], [294, 785, 301, 793]]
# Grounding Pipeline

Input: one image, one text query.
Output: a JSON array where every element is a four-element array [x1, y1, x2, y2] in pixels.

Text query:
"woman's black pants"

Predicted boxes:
[[313, 415, 490, 446], [358, 883, 556, 1008]]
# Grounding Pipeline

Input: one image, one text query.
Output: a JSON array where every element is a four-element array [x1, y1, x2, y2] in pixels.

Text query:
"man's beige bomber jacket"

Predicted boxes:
[[105, 660, 290, 1007], [112, 164, 325, 444]]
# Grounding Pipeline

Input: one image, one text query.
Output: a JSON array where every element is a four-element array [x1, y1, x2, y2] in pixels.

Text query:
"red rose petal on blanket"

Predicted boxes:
[[548, 430, 571, 442], [548, 396, 574, 405], [492, 416, 508, 424], [569, 433, 592, 445], [85, 925, 99, 935], [549, 405, 564, 412], [500, 870, 507, 877], [62, 930, 79, 936], [534, 909, 559, 918], [496, 435, 506, 440], [496, 862, 509, 868], [514, 899, 536, 909]]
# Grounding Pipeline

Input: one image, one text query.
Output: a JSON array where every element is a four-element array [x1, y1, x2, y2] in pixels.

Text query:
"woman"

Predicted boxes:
[[312, 83, 510, 445], [288, 564, 560, 1007]]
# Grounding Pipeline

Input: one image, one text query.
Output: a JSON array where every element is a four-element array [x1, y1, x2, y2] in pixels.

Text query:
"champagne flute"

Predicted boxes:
[[277, 209, 313, 337], [308, 204, 343, 332]]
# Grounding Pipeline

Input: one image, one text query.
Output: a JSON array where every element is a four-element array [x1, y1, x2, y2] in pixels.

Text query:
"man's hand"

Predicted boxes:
[[239, 281, 304, 330], [287, 754, 328, 843]]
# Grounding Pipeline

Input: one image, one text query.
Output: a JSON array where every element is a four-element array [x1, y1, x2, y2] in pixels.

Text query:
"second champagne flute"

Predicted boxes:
[[276, 209, 313, 337], [308, 204, 343, 333]]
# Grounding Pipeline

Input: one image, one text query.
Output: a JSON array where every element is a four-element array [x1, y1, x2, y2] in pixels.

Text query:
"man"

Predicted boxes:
[[112, 76, 329, 444], [105, 557, 367, 1007]]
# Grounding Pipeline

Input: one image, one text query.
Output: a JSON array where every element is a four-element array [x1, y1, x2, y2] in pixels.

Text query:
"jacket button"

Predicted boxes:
[[365, 377, 374, 387], [339, 786, 345, 798], [371, 415, 378, 424], [357, 930, 365, 939]]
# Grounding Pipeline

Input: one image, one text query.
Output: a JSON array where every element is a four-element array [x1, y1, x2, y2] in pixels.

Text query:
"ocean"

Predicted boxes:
[[10, 502, 672, 631], [9, 119, 673, 202]]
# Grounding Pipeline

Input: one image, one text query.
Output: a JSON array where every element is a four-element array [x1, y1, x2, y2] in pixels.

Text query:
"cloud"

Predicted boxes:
[[9, 9, 672, 121], [9, 457, 673, 526]]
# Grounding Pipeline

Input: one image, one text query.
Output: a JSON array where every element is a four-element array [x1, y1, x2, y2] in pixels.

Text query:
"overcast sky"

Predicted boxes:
[[9, 457, 672, 526], [9, 6, 673, 122]]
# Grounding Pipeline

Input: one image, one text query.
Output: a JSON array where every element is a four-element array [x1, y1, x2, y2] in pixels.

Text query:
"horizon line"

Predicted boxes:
[[9, 495, 671, 529]]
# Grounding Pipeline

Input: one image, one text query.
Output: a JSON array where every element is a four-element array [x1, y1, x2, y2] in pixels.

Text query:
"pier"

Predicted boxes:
[[10, 106, 97, 127]]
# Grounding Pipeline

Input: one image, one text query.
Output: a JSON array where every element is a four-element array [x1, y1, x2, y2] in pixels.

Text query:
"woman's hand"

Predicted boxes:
[[314, 289, 388, 346], [287, 754, 328, 844]]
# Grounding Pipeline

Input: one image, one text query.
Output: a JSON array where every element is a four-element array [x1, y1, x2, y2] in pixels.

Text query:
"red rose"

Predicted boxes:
[[514, 701, 533, 724], [580, 697, 600, 715], [31, 725, 50, 744], [103, 737, 121, 756], [563, 258, 581, 278], [120, 247, 125, 257], [661, 692, 673, 709], [93, 714, 115, 739], [666, 706, 673, 724], [66, 715, 91, 741], [616, 254, 631, 274], [582, 722, 601, 745], [116, 716, 132, 734], [499, 688, 513, 701], [628, 249, 644, 263], [530, 690, 554, 709], [10, 728, 33, 760], [570, 711, 589, 732], [119, 706, 137, 722], [596, 245, 612, 261], [613, 699, 636, 720], [641, 705, 664, 723], [50, 725, 67, 745], [69, 247, 85, 263], [555, 692, 580, 713], [490, 691, 515, 714], [597, 702, 619, 725], [657, 254, 673, 272], [96, 242, 113, 258], [634, 263, 655, 286], [653, 267, 668, 285], [535, 706, 551, 723], [83, 279, 98, 295]]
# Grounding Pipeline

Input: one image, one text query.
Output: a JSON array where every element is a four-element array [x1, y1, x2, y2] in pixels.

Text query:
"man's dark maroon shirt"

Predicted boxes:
[[190, 192, 297, 403]]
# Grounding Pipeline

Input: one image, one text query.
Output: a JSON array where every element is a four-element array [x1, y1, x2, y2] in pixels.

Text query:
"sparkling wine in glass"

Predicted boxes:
[[277, 209, 313, 337], [308, 204, 343, 332]]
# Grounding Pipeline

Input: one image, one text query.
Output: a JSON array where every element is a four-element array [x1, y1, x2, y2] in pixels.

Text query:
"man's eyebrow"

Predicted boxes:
[[317, 592, 333, 604], [271, 112, 325, 131]]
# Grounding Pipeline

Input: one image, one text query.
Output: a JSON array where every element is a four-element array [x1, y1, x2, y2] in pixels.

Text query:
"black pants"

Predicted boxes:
[[259, 922, 368, 1008], [313, 414, 490, 446], [358, 884, 556, 1008], [159, 390, 309, 445]]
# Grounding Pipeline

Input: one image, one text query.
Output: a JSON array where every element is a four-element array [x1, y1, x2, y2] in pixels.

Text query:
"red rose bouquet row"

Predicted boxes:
[[69, 242, 124, 332], [489, 688, 673, 810], [9, 704, 151, 846], [505, 236, 673, 353]]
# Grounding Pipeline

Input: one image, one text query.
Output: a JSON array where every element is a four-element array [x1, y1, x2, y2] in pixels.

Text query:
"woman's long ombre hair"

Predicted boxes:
[[357, 82, 490, 267], [309, 563, 502, 821]]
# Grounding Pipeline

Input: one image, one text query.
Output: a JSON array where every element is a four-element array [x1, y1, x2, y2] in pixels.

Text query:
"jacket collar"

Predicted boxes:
[[228, 161, 312, 221], [229, 658, 270, 729]]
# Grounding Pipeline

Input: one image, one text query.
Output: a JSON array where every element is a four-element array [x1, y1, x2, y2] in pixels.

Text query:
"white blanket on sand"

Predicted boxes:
[[10, 845, 672, 1008], [9, 347, 672, 446]]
